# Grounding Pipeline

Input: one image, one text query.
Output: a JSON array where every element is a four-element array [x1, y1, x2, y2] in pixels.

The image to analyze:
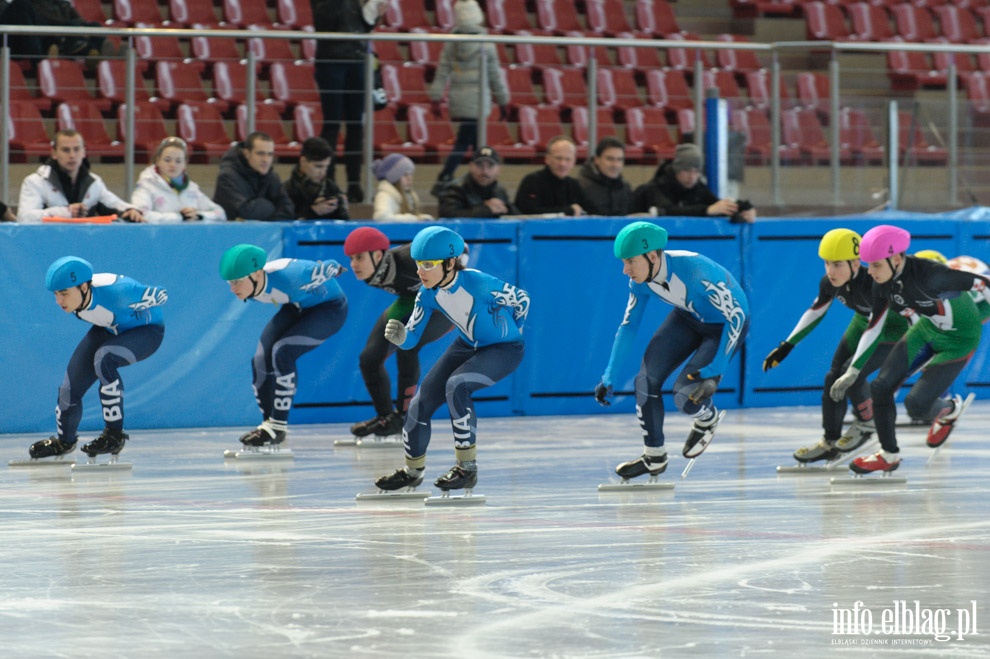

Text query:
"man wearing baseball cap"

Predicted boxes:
[[438, 146, 519, 219]]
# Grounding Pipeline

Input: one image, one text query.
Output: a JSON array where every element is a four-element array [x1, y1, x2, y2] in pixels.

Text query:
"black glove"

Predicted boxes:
[[762, 341, 793, 372], [594, 382, 612, 407], [684, 373, 719, 404]]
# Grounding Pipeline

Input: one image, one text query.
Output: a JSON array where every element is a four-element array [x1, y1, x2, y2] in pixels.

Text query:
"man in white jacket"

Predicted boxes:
[[17, 130, 144, 224]]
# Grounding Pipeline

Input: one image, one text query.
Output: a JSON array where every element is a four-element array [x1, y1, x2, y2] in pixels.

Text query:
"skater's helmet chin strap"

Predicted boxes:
[[245, 271, 266, 300], [74, 282, 92, 313]]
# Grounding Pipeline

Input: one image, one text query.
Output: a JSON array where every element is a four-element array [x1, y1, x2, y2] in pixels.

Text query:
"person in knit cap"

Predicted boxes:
[[372, 154, 433, 221], [631, 143, 757, 222], [284, 137, 350, 220], [428, 0, 510, 197]]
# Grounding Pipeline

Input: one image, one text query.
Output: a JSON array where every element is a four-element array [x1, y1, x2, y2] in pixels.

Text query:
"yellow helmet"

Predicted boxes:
[[818, 228, 862, 261], [914, 249, 947, 264]]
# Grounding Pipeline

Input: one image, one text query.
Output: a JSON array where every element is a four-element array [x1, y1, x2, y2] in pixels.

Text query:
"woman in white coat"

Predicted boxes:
[[131, 137, 227, 223], [372, 154, 433, 222]]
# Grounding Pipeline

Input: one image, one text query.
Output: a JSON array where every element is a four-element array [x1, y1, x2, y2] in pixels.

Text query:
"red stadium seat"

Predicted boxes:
[[157, 61, 228, 114], [6, 62, 52, 113], [626, 106, 678, 161], [518, 104, 564, 152], [235, 104, 300, 158], [37, 59, 112, 113], [381, 64, 432, 110], [614, 34, 666, 81], [190, 34, 244, 72], [597, 67, 644, 113], [932, 46, 976, 83], [8, 102, 53, 162], [213, 61, 283, 114], [169, 0, 222, 28], [177, 101, 235, 161], [56, 101, 125, 159], [733, 107, 801, 164], [542, 67, 588, 110], [484, 106, 538, 162], [113, 0, 167, 26], [781, 108, 853, 165], [487, 0, 535, 34], [701, 69, 746, 109], [277, 0, 313, 30], [715, 35, 764, 79], [891, 5, 940, 42], [501, 67, 542, 110], [887, 51, 948, 90], [804, 2, 852, 41], [664, 33, 713, 75], [796, 71, 831, 121], [935, 6, 981, 43], [117, 101, 171, 160], [897, 111, 947, 165], [71, 0, 114, 25], [223, 0, 276, 28], [269, 62, 321, 111], [383, 0, 435, 32], [435, 0, 455, 31], [373, 38, 405, 66], [513, 30, 564, 74], [134, 34, 194, 73], [635, 0, 681, 37], [97, 60, 171, 115], [535, 0, 583, 35], [407, 103, 456, 161], [586, 0, 633, 36], [745, 69, 792, 112], [409, 28, 444, 69], [847, 3, 896, 42], [839, 107, 884, 165], [246, 35, 299, 72], [645, 68, 693, 117], [370, 106, 427, 158]]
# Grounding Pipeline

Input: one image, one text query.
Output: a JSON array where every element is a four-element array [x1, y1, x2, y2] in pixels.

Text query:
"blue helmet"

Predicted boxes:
[[46, 256, 93, 292], [410, 226, 465, 261]]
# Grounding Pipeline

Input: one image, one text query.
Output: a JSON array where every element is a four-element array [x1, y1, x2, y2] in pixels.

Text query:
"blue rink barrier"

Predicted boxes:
[[2, 214, 989, 434]]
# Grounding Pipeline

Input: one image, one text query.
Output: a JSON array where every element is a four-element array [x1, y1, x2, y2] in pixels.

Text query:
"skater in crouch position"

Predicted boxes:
[[763, 229, 908, 464], [830, 225, 990, 474], [595, 221, 749, 480], [220, 244, 347, 447], [28, 257, 167, 461], [343, 226, 453, 439], [374, 226, 529, 493]]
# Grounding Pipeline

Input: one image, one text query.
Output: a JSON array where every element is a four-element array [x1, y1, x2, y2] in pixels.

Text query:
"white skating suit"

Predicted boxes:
[[246, 258, 348, 426], [397, 268, 530, 463], [58, 273, 167, 442], [601, 250, 749, 449]]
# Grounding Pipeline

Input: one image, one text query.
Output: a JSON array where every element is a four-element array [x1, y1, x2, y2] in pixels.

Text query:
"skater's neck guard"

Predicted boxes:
[[367, 250, 395, 288]]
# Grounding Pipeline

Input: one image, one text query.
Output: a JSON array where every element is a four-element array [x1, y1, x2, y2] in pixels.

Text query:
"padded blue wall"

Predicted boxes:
[[2, 214, 988, 435]]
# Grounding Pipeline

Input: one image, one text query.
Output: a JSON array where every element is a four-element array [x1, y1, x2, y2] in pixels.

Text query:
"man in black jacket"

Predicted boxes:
[[632, 143, 757, 222], [438, 147, 519, 219], [214, 132, 295, 221], [284, 137, 350, 220], [514, 136, 589, 216], [577, 137, 633, 217]]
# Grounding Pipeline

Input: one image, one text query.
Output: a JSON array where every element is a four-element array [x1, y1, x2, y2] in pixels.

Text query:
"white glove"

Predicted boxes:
[[829, 367, 861, 402], [384, 318, 407, 346]]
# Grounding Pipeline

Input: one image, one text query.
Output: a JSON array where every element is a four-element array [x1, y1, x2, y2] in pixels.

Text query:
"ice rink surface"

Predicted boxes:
[[2, 403, 989, 658]]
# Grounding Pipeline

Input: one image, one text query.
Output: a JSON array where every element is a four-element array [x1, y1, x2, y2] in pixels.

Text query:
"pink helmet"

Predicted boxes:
[[860, 225, 911, 262]]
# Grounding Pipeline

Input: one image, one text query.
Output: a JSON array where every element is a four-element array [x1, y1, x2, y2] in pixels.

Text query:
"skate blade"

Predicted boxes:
[[776, 464, 835, 474], [829, 474, 907, 486], [224, 448, 294, 460], [598, 480, 674, 492], [9, 458, 76, 468], [72, 460, 132, 472], [355, 490, 429, 501], [333, 438, 359, 447], [355, 435, 403, 448], [424, 491, 486, 506]]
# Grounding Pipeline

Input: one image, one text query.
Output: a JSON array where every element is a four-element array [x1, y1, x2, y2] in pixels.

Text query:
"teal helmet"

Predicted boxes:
[[614, 222, 668, 259], [410, 226, 465, 261], [46, 256, 93, 291], [219, 244, 267, 280]]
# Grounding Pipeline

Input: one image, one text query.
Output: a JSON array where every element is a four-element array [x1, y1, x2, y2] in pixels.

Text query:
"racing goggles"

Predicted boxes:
[[416, 259, 444, 271]]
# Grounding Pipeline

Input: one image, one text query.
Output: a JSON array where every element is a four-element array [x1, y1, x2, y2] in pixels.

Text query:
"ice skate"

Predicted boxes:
[[836, 419, 874, 453], [9, 436, 77, 468], [425, 462, 486, 506], [776, 437, 838, 474], [683, 410, 725, 459], [356, 467, 429, 501], [73, 429, 132, 472], [225, 422, 293, 460], [830, 450, 907, 485], [355, 412, 404, 448], [927, 393, 975, 448], [599, 453, 674, 492]]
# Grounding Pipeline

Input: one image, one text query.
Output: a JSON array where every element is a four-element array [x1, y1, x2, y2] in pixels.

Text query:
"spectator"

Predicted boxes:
[[578, 137, 634, 216], [131, 137, 226, 223], [312, 0, 388, 203], [428, 0, 509, 196], [284, 137, 350, 221], [371, 154, 433, 221], [514, 135, 589, 216], [632, 143, 757, 223], [34, 0, 116, 59], [17, 129, 144, 223], [213, 132, 295, 222], [1, 0, 47, 62], [438, 146, 518, 219]]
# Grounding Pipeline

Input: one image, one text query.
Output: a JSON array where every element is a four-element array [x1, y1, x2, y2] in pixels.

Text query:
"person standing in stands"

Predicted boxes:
[[312, 0, 388, 203]]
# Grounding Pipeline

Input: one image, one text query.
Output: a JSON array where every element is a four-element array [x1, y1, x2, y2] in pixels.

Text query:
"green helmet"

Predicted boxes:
[[818, 228, 861, 262], [614, 222, 668, 259], [219, 244, 267, 280]]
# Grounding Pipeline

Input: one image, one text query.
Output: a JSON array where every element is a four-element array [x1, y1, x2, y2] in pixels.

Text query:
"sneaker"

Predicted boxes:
[[81, 428, 128, 457], [615, 453, 668, 479], [927, 394, 968, 448], [434, 463, 478, 491], [683, 409, 722, 458], [793, 438, 838, 464], [239, 425, 286, 447], [29, 436, 77, 460], [835, 418, 874, 453], [375, 467, 424, 491], [849, 450, 901, 474], [351, 411, 403, 438]]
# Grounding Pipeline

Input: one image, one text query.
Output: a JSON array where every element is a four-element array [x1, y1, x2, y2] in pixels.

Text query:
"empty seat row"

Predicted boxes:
[[68, 0, 312, 30], [806, 2, 990, 43]]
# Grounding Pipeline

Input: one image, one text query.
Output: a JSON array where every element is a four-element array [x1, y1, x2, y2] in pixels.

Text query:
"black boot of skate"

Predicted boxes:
[[434, 462, 478, 491], [351, 411, 403, 438], [615, 453, 668, 480], [81, 428, 128, 458], [29, 436, 77, 460], [239, 426, 286, 447], [683, 408, 723, 458], [375, 467, 424, 491]]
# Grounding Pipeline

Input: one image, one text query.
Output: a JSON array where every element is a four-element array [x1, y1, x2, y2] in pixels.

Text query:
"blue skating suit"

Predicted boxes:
[[248, 258, 348, 428], [601, 250, 749, 449], [397, 268, 530, 465], [58, 273, 167, 443]]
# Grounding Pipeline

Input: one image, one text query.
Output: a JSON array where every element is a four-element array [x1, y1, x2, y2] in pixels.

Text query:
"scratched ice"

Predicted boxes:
[[1, 404, 988, 657]]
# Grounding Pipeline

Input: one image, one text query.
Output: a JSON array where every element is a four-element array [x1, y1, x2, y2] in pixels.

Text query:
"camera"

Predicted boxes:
[[730, 199, 753, 224]]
